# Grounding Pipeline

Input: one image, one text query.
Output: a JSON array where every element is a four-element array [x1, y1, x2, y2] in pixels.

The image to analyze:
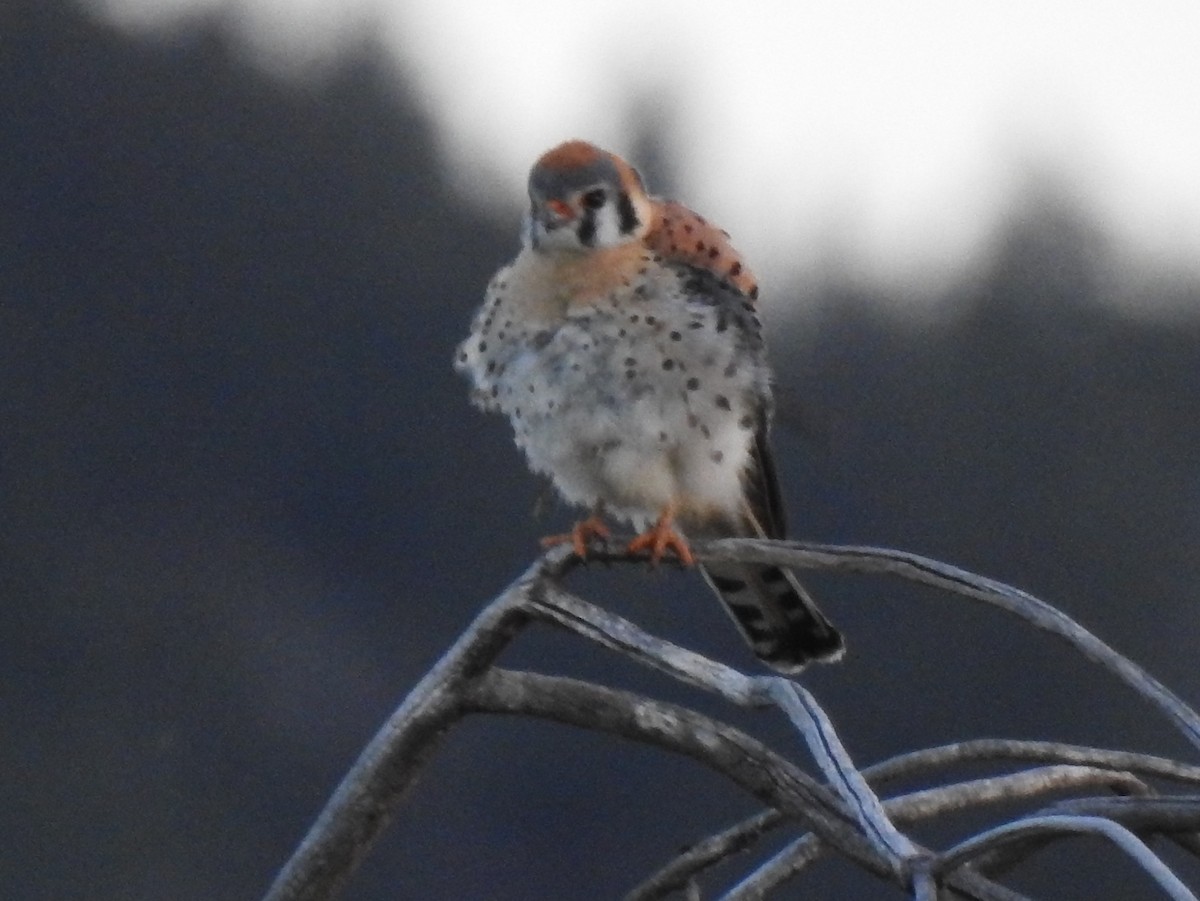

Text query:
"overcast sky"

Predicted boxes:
[[84, 0, 1200, 307]]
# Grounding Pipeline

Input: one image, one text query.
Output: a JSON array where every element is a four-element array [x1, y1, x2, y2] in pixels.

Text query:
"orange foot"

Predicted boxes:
[[627, 507, 695, 567], [541, 512, 612, 559]]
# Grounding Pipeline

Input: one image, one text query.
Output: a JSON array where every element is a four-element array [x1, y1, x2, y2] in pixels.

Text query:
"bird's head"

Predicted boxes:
[[523, 140, 653, 253]]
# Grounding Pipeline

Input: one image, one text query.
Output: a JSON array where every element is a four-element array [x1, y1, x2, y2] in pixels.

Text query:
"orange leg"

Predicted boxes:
[[626, 505, 695, 566], [541, 508, 612, 558]]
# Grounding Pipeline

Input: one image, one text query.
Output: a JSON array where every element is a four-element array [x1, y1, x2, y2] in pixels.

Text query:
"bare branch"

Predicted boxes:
[[935, 815, 1198, 901], [264, 540, 1200, 901], [966, 796, 1200, 873], [526, 582, 923, 877], [865, 739, 1200, 790], [718, 765, 1149, 899], [765, 679, 920, 863], [624, 810, 786, 901], [686, 538, 1200, 754], [462, 668, 893, 879], [264, 553, 573, 901], [1043, 796, 1200, 832], [526, 580, 766, 707]]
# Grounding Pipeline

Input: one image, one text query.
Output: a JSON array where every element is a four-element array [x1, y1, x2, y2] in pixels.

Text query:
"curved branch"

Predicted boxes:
[[720, 765, 1149, 900], [935, 815, 1198, 901], [463, 668, 893, 879], [467, 670, 1031, 901], [265, 540, 1200, 901], [624, 810, 786, 901], [684, 538, 1200, 754], [263, 553, 576, 901], [865, 739, 1200, 790], [636, 745, 1194, 898], [969, 796, 1200, 873], [1043, 796, 1200, 832], [765, 679, 920, 863]]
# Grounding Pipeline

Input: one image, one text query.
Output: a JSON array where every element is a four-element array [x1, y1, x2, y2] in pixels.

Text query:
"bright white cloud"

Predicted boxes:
[[85, 0, 1200, 308]]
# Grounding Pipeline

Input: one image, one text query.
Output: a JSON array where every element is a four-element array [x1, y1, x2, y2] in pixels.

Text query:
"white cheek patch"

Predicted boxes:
[[586, 205, 627, 248]]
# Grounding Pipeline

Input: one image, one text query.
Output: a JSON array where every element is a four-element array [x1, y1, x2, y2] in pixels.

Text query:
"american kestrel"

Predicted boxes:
[[455, 140, 844, 673]]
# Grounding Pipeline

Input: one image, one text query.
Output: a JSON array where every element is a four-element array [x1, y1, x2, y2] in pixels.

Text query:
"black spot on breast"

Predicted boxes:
[[708, 247, 719, 259], [738, 414, 753, 429], [478, 341, 487, 352], [624, 356, 636, 366], [669, 330, 682, 341], [686, 377, 700, 390], [645, 315, 657, 325], [724, 363, 738, 378], [696, 241, 706, 252], [729, 262, 742, 277], [662, 359, 675, 371], [532, 330, 552, 349], [714, 395, 731, 410], [711, 450, 724, 463]]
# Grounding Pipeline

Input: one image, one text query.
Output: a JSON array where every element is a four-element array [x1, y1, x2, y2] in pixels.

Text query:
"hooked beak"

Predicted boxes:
[[538, 198, 576, 230]]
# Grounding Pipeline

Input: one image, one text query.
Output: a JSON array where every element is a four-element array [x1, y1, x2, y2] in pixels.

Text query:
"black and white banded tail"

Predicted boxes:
[[700, 559, 843, 673], [701, 428, 844, 673]]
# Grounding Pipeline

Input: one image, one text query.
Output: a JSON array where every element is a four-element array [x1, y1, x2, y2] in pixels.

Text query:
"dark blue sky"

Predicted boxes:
[[4, 4, 1200, 898]]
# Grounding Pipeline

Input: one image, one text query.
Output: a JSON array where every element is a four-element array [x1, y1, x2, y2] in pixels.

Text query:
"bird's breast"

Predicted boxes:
[[456, 259, 772, 524]]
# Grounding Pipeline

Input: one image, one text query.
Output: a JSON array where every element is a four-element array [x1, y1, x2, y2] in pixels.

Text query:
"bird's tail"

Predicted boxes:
[[699, 559, 844, 673]]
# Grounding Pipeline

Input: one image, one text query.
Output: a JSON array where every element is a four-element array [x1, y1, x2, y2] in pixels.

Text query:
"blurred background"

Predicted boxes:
[[3, 1, 1199, 898]]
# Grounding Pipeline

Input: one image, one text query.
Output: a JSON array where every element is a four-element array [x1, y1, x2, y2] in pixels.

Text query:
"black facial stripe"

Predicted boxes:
[[577, 208, 597, 246], [617, 191, 640, 234]]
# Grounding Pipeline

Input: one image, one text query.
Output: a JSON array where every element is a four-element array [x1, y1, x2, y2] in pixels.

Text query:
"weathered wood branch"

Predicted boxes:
[[263, 539, 1200, 901]]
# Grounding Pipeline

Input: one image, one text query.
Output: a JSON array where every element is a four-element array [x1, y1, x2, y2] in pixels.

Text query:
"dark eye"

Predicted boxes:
[[581, 188, 607, 209]]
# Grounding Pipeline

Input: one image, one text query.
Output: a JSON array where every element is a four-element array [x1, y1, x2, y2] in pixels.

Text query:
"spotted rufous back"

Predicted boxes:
[[645, 199, 760, 300]]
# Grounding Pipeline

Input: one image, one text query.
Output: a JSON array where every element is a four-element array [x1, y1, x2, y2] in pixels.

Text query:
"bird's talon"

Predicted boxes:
[[626, 511, 695, 567], [541, 514, 611, 559]]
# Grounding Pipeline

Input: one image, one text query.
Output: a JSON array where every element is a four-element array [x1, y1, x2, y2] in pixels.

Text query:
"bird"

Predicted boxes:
[[454, 139, 844, 673]]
